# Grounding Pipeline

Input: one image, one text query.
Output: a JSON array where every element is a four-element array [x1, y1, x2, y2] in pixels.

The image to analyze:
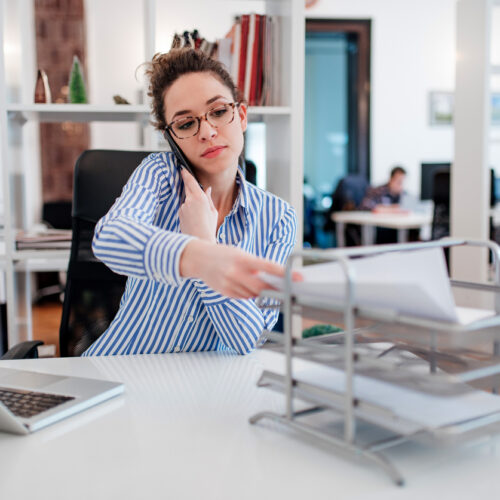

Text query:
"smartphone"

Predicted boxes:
[[163, 128, 203, 188]]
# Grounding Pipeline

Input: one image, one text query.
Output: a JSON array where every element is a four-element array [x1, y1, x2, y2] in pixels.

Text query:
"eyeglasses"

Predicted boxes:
[[166, 102, 239, 139]]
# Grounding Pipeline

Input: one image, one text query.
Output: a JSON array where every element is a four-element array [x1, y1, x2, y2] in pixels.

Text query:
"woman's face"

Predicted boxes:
[[164, 72, 247, 176]]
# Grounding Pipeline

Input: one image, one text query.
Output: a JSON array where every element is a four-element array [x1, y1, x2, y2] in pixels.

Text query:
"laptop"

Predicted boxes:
[[0, 367, 124, 435]]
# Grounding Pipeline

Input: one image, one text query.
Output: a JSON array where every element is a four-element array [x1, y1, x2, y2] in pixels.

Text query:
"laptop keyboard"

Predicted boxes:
[[0, 387, 74, 419]]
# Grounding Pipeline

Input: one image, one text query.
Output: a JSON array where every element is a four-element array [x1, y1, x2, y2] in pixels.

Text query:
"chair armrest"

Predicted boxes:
[[1, 340, 44, 360]]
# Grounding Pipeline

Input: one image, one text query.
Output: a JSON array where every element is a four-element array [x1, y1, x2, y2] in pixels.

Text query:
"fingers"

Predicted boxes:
[[225, 275, 270, 299], [181, 167, 202, 195], [246, 256, 284, 277]]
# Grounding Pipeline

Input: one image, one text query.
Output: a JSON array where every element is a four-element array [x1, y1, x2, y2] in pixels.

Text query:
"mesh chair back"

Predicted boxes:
[[326, 175, 369, 245], [431, 169, 450, 241], [331, 175, 369, 212], [59, 150, 154, 356]]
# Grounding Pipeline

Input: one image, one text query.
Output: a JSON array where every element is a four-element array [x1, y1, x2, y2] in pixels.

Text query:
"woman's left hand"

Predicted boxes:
[[179, 168, 218, 243]]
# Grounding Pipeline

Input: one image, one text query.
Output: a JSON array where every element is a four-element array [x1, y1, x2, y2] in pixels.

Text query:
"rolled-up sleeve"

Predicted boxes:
[[92, 154, 193, 287], [192, 204, 297, 354]]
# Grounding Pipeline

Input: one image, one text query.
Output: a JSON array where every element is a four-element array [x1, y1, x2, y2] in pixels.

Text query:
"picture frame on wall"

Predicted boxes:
[[429, 91, 500, 126], [429, 91, 454, 126], [492, 93, 500, 126]]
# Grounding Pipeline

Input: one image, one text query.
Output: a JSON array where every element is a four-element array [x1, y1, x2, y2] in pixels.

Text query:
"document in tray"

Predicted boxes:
[[261, 350, 500, 432], [263, 248, 494, 324]]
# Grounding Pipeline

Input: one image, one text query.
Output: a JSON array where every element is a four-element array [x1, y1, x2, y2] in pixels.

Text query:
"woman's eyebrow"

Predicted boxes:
[[171, 96, 229, 121], [206, 95, 228, 105]]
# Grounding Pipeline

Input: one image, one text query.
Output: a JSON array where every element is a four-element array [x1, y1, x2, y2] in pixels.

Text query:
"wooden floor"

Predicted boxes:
[[32, 301, 63, 357]]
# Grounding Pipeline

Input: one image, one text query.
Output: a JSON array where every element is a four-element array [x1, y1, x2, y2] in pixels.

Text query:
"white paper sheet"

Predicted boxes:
[[296, 358, 500, 429], [263, 248, 495, 325], [261, 350, 500, 430]]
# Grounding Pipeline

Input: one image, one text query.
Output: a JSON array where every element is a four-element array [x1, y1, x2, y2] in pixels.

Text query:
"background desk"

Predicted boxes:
[[1, 352, 500, 499], [332, 211, 433, 247]]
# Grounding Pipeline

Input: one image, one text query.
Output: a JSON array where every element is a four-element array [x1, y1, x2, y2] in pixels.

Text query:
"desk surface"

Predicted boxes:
[[332, 210, 432, 229], [1, 351, 500, 499]]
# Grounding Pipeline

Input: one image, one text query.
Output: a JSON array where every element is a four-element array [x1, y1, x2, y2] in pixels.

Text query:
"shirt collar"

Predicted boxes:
[[233, 166, 250, 214]]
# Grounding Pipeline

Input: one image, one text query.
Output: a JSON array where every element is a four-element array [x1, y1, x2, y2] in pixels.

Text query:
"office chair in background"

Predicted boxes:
[[430, 169, 450, 241], [326, 174, 369, 246]]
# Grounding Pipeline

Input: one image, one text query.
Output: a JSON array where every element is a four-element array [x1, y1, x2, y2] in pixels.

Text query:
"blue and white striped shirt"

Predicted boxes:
[[82, 152, 297, 356]]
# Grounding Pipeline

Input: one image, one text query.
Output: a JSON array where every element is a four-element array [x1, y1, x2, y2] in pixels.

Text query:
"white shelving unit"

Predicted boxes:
[[0, 0, 305, 348]]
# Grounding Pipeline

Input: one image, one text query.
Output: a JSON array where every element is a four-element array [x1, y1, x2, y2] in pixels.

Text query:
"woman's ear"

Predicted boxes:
[[238, 103, 248, 133]]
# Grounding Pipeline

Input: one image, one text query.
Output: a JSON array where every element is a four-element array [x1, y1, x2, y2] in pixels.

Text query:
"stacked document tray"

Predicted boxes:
[[250, 239, 500, 486]]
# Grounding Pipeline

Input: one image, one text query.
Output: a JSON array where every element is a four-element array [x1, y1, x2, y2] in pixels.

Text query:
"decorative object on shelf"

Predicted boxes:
[[171, 29, 218, 57], [305, 0, 319, 7], [34, 69, 52, 103], [170, 17, 278, 107], [113, 95, 131, 104], [225, 14, 278, 106], [16, 227, 72, 250], [68, 55, 87, 103]]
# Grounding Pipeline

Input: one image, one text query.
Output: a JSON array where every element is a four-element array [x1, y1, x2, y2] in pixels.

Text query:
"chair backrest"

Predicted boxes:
[[59, 150, 154, 356], [331, 175, 369, 212], [431, 169, 450, 241]]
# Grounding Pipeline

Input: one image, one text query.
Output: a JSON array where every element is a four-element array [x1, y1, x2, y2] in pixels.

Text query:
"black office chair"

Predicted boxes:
[[1, 149, 154, 359], [431, 169, 450, 241], [59, 150, 155, 357], [244, 158, 257, 185]]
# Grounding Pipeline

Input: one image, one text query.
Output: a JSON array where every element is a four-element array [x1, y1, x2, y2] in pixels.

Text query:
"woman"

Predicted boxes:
[[82, 48, 297, 356]]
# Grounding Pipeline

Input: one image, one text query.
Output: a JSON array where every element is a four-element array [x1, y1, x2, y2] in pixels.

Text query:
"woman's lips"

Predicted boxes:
[[202, 146, 226, 158]]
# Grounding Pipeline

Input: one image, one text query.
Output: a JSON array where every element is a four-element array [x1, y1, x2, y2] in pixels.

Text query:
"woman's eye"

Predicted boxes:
[[210, 107, 229, 118], [176, 119, 196, 131]]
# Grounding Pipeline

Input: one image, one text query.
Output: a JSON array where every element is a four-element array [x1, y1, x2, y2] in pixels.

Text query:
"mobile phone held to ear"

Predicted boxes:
[[163, 129, 203, 188]]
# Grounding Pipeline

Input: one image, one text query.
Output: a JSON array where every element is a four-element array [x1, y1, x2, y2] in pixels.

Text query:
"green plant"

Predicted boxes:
[[68, 55, 87, 103], [302, 324, 343, 339]]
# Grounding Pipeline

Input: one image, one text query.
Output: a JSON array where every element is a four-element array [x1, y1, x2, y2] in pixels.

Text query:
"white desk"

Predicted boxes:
[[1, 351, 500, 499], [332, 211, 433, 247]]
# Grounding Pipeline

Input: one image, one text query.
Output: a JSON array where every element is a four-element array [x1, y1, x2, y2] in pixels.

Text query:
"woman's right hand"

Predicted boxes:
[[180, 239, 292, 299], [179, 168, 218, 243]]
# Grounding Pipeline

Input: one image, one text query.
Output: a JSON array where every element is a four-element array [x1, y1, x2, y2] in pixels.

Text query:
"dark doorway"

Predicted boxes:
[[303, 19, 371, 248]]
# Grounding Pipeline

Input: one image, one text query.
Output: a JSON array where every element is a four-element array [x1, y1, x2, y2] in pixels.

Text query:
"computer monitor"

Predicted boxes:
[[420, 162, 496, 206], [420, 163, 451, 200], [495, 176, 500, 204]]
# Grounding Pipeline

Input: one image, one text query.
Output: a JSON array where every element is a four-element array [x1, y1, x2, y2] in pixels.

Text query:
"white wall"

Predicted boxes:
[[307, 0, 458, 196], [85, 0, 146, 149]]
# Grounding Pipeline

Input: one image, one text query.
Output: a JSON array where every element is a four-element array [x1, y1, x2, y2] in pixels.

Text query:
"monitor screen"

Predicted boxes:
[[420, 163, 451, 200], [420, 162, 496, 206]]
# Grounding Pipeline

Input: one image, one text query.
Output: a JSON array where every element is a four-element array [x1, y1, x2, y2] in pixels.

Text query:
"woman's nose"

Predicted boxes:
[[198, 118, 217, 141]]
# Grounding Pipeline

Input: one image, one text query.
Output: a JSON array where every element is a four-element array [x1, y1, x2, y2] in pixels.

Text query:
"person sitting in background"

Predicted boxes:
[[360, 166, 407, 213]]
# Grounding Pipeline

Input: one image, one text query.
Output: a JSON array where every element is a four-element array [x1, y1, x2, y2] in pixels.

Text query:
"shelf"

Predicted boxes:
[[6, 103, 292, 124], [12, 249, 70, 272], [248, 106, 291, 114], [7, 103, 150, 123], [0, 248, 69, 272]]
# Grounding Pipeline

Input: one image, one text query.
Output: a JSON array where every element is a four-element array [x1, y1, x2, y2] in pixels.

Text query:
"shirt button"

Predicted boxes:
[[187, 315, 194, 323], [174, 346, 180, 353]]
